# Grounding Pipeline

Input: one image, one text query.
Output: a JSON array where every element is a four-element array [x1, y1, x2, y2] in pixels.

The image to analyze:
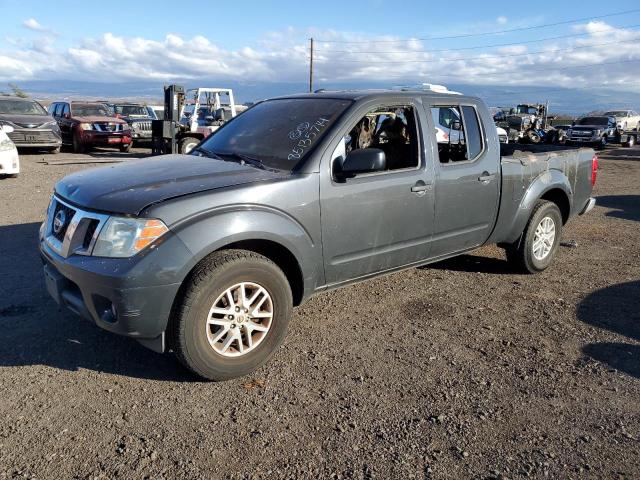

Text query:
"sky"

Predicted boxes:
[[1, 0, 640, 93]]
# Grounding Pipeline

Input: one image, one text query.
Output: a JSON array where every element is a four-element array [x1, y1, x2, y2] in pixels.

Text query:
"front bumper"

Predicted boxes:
[[8, 128, 62, 148], [39, 227, 193, 352], [79, 130, 132, 147]]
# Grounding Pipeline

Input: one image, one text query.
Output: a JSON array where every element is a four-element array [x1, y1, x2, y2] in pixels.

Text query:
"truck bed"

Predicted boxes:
[[488, 143, 595, 245]]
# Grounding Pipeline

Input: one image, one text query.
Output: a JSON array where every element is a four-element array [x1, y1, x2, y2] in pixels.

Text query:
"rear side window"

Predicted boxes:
[[461, 106, 483, 159], [431, 105, 484, 163]]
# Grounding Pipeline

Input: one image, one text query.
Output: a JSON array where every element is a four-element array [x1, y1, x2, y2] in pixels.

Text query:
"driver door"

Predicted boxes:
[[319, 101, 435, 286]]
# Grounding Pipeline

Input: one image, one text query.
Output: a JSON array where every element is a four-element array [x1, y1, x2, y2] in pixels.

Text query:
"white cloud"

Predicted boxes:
[[22, 18, 46, 31], [0, 22, 639, 92], [497, 16, 508, 25]]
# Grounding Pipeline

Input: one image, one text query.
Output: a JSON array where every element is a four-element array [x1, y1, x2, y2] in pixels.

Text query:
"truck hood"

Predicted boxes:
[[55, 154, 288, 215], [73, 115, 127, 124]]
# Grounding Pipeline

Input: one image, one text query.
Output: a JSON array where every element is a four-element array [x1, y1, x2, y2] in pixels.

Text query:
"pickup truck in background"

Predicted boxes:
[[39, 90, 597, 380], [566, 115, 617, 150]]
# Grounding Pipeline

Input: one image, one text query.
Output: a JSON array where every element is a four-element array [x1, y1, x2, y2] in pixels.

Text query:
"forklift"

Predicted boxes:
[[151, 85, 237, 155]]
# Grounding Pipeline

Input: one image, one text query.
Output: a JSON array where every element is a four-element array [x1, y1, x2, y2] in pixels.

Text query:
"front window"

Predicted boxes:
[[577, 117, 608, 126], [0, 100, 48, 115], [603, 111, 627, 117], [113, 105, 149, 116], [196, 98, 352, 171], [71, 104, 110, 117], [515, 105, 538, 115]]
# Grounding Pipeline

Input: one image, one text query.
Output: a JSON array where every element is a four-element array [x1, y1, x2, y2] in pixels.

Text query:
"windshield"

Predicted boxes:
[[114, 105, 149, 116], [516, 106, 538, 115], [72, 104, 110, 117], [197, 98, 352, 171], [603, 111, 627, 117], [577, 117, 608, 126], [0, 100, 48, 115]]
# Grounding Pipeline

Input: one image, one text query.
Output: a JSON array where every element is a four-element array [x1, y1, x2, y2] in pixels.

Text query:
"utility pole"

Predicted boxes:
[[309, 37, 314, 93]]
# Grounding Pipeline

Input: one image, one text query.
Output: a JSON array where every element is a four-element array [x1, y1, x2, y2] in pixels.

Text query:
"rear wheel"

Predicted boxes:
[[506, 200, 563, 274], [179, 137, 199, 154], [527, 130, 542, 144], [596, 136, 607, 150], [623, 135, 635, 148], [119, 143, 132, 153], [170, 250, 293, 381]]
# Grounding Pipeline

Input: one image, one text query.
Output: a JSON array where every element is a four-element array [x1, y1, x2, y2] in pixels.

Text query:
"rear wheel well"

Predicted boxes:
[[218, 240, 304, 306], [541, 188, 570, 224]]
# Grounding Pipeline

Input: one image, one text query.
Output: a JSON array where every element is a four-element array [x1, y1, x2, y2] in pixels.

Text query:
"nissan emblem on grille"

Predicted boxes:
[[53, 209, 66, 234]]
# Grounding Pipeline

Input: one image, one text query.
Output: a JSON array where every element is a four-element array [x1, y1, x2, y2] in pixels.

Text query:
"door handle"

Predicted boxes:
[[411, 181, 432, 194], [478, 172, 496, 182]]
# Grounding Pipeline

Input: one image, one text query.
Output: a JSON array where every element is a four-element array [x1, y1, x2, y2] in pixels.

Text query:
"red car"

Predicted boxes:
[[48, 101, 132, 153]]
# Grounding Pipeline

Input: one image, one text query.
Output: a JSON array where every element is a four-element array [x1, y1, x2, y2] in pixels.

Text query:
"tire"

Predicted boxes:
[[527, 130, 542, 144], [47, 146, 61, 154], [72, 132, 85, 154], [170, 249, 293, 381], [596, 136, 607, 150], [179, 137, 199, 154], [119, 143, 132, 153], [505, 200, 563, 274], [623, 135, 635, 148]]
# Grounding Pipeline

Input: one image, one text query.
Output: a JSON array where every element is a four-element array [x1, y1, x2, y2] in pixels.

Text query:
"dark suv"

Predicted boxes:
[[48, 101, 132, 153], [109, 103, 155, 143], [0, 96, 62, 152]]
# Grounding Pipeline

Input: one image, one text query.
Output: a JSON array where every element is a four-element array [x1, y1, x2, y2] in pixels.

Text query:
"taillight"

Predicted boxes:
[[591, 154, 598, 186]]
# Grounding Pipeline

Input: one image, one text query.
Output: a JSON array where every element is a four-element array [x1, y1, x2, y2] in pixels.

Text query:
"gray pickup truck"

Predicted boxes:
[[39, 90, 597, 380]]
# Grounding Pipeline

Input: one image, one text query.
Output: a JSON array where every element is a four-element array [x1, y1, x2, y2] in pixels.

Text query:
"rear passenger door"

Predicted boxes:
[[59, 103, 72, 142], [426, 102, 500, 258]]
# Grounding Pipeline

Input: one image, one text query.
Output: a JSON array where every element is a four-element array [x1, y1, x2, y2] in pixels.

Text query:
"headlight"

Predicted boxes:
[[93, 217, 169, 258], [0, 138, 15, 152], [79, 123, 93, 130]]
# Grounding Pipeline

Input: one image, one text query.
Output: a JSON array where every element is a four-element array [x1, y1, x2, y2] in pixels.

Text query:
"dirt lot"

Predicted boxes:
[[0, 144, 638, 479]]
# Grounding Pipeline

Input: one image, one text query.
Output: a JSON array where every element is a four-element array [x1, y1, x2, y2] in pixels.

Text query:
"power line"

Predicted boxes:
[[315, 22, 640, 55], [327, 59, 640, 81], [314, 36, 640, 64], [315, 8, 640, 43]]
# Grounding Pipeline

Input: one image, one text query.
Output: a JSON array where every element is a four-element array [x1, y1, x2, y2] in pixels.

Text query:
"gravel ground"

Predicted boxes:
[[0, 145, 638, 479]]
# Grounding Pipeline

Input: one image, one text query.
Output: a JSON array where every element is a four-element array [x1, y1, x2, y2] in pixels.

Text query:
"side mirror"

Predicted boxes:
[[450, 120, 462, 131], [63, 113, 70, 119], [0, 124, 14, 133], [340, 148, 386, 176]]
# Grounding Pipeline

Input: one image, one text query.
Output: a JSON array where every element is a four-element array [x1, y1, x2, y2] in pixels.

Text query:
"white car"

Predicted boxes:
[[603, 110, 640, 131], [0, 124, 19, 177]]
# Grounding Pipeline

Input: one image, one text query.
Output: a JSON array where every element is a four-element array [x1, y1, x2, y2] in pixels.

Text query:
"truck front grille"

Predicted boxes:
[[44, 196, 110, 258], [93, 123, 125, 132], [8, 130, 59, 144], [132, 121, 152, 131], [51, 202, 76, 242]]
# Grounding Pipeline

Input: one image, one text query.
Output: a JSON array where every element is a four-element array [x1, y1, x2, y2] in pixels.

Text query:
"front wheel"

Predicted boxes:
[[596, 136, 607, 150], [72, 132, 85, 153], [623, 135, 635, 148], [119, 143, 132, 153], [170, 250, 293, 381], [506, 200, 563, 274], [179, 137, 199, 154]]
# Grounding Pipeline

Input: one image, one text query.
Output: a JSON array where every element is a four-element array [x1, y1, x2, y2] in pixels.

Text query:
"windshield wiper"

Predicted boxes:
[[190, 146, 223, 159], [211, 151, 268, 170]]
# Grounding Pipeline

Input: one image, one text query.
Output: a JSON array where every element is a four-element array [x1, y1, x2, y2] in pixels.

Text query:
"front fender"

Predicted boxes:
[[172, 205, 322, 297]]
